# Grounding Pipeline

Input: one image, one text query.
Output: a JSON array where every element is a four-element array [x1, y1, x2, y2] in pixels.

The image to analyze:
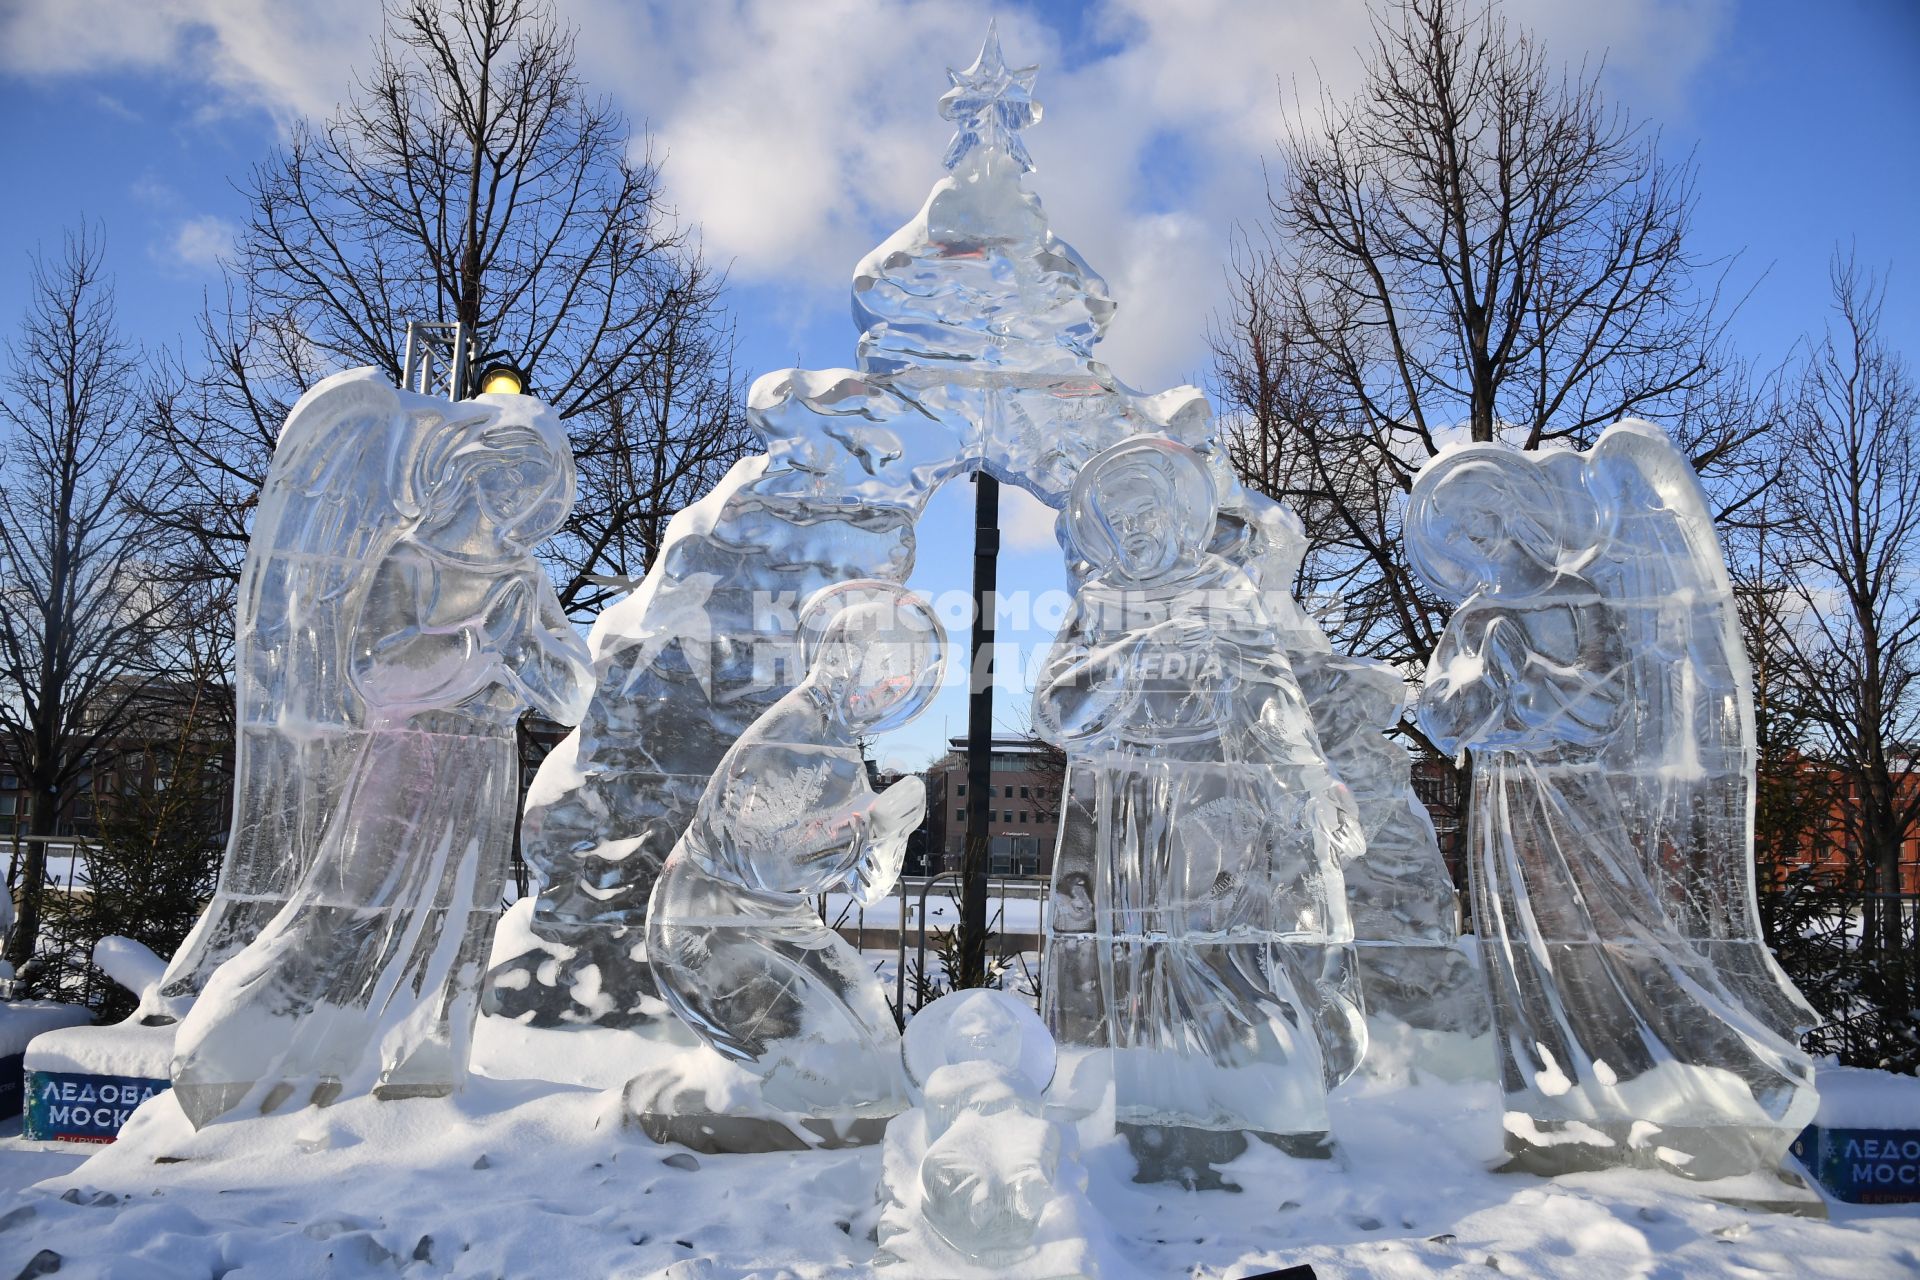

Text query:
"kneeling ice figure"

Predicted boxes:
[[644, 583, 944, 1125], [1409, 423, 1818, 1185], [876, 990, 1117, 1277]]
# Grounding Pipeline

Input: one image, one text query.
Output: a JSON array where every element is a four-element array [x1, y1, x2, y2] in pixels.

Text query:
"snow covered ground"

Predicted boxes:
[[0, 1019, 1916, 1278]]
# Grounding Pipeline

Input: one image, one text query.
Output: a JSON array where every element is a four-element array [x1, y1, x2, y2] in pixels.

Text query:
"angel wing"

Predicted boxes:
[[159, 370, 428, 1008], [1579, 421, 1814, 1036]]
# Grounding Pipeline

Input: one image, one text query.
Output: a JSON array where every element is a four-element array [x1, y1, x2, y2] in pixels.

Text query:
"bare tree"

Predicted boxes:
[[0, 228, 177, 976], [1765, 257, 1920, 1064], [145, 0, 748, 616], [1210, 0, 1764, 771]]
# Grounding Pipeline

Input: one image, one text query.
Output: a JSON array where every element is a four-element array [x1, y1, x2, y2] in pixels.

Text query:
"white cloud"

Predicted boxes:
[[565, 0, 1732, 392], [1000, 484, 1062, 553], [169, 214, 237, 269], [0, 0, 378, 125], [1, 0, 1733, 389]]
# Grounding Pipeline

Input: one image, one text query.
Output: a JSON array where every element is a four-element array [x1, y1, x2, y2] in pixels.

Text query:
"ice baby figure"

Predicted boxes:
[[170, 379, 593, 1128], [1409, 424, 1818, 1194], [876, 990, 1126, 1279], [639, 582, 944, 1145], [1035, 435, 1362, 1184]]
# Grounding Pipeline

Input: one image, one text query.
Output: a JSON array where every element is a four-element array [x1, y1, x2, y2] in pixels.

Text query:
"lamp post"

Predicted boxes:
[[471, 354, 532, 397], [958, 470, 999, 990], [400, 322, 532, 401]]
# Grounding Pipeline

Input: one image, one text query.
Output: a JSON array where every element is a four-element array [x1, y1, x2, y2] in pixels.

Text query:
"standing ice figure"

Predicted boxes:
[[170, 374, 592, 1127], [1409, 423, 1817, 1186], [640, 584, 944, 1138], [1035, 436, 1360, 1182]]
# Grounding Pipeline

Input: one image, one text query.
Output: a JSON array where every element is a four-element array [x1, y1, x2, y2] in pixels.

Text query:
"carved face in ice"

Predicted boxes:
[[799, 585, 947, 736], [410, 414, 575, 558], [946, 996, 1022, 1071], [816, 604, 920, 728], [1068, 437, 1216, 585], [1407, 452, 1563, 602], [902, 988, 1056, 1099]]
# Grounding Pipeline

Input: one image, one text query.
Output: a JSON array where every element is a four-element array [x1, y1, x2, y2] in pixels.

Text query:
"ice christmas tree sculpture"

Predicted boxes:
[[490, 27, 1475, 1101]]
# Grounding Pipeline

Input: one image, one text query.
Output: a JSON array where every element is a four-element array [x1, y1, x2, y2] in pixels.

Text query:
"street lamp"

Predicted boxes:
[[472, 355, 531, 397]]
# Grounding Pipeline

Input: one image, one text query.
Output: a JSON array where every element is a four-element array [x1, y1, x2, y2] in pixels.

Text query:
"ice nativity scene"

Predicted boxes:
[[0, 7, 1916, 1279]]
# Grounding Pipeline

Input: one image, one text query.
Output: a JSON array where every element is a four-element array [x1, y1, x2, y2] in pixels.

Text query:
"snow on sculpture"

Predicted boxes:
[[1409, 421, 1818, 1183], [168, 370, 593, 1127], [636, 583, 942, 1136], [1035, 435, 1362, 1180], [876, 990, 1120, 1277]]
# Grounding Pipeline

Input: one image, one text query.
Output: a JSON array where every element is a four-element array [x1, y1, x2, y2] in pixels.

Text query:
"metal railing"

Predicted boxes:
[[810, 871, 1050, 1027]]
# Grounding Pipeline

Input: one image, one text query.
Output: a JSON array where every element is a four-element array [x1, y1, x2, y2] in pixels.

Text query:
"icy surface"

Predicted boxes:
[[646, 585, 944, 1119], [1035, 436, 1359, 1142], [496, 23, 1407, 1053], [877, 987, 1118, 1275], [1411, 423, 1819, 1179], [165, 371, 593, 1127], [2, 1054, 1916, 1278], [1295, 654, 1490, 1039]]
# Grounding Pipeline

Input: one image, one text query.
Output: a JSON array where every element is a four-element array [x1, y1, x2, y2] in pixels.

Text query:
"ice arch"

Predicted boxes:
[[484, 30, 1476, 1054]]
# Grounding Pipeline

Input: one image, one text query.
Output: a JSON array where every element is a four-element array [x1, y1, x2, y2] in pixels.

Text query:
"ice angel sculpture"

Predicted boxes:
[[169, 370, 593, 1127], [641, 583, 944, 1136], [1035, 436, 1361, 1181], [155, 372, 444, 1015], [1410, 422, 1818, 1185]]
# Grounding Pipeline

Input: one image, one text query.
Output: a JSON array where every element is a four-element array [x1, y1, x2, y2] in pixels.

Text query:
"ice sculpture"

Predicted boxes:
[[1409, 422, 1818, 1183], [1035, 435, 1360, 1180], [1295, 653, 1490, 1046], [491, 26, 1384, 1097], [168, 370, 593, 1127], [634, 583, 942, 1142], [876, 990, 1116, 1277]]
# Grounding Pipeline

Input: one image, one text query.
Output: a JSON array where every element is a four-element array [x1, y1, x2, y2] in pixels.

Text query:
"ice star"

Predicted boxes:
[[939, 20, 1041, 173]]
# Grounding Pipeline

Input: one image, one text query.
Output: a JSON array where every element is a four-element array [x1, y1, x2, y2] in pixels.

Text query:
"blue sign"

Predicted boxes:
[[1793, 1124, 1920, 1203], [24, 1070, 170, 1143]]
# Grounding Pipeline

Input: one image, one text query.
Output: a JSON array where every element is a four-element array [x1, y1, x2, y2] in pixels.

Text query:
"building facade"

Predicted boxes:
[[924, 737, 1066, 878]]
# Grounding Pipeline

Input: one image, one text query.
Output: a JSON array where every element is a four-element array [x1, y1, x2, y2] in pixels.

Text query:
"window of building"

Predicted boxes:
[[1019, 811, 1028, 823], [1003, 811, 1013, 823], [1020, 786, 1029, 798], [956, 784, 966, 796]]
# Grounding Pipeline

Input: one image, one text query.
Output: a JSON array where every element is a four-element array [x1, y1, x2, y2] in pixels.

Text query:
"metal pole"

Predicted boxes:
[[894, 875, 908, 1026], [959, 470, 999, 988]]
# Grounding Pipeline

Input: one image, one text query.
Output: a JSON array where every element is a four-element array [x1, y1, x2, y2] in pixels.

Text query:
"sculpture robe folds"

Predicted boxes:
[[1410, 423, 1817, 1181], [169, 373, 593, 1127], [1036, 438, 1360, 1162]]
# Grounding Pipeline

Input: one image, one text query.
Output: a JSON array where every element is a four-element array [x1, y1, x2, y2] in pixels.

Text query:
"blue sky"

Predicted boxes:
[[1, 0, 1916, 768]]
